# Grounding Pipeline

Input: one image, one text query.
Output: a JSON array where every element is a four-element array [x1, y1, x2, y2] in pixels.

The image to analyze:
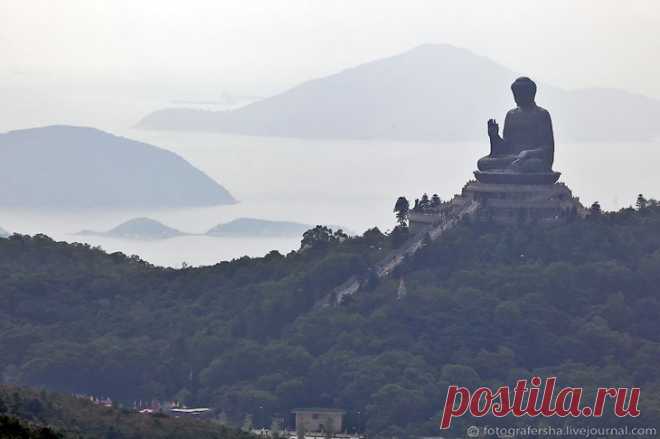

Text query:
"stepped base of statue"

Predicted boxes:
[[458, 179, 583, 225], [409, 178, 584, 229], [474, 170, 561, 185]]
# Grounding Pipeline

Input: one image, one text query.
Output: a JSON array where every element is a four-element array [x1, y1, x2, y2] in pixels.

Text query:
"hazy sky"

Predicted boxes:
[[1, 1, 659, 260], [2, 0, 660, 100]]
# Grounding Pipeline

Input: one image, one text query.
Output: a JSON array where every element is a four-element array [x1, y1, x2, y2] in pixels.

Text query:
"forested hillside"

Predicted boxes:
[[2, 202, 660, 436], [0, 385, 254, 438]]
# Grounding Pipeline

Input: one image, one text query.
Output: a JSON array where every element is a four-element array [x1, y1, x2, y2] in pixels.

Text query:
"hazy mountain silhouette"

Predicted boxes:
[[77, 217, 185, 240], [0, 126, 236, 208], [206, 217, 312, 237], [0, 227, 9, 238], [138, 44, 660, 141]]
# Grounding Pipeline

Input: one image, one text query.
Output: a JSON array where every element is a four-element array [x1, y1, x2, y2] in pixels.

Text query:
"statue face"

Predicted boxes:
[[511, 77, 536, 107], [512, 89, 535, 106]]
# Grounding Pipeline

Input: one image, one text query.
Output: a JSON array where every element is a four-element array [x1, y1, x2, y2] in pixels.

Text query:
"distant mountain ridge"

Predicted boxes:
[[0, 227, 9, 238], [0, 125, 236, 208], [138, 44, 660, 141]]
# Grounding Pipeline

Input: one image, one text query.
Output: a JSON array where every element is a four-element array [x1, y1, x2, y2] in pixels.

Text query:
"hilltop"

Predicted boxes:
[[138, 44, 660, 141], [0, 125, 236, 208], [1, 202, 660, 436]]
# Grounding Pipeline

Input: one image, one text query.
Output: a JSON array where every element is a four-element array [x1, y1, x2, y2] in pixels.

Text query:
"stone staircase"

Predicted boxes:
[[316, 198, 480, 307]]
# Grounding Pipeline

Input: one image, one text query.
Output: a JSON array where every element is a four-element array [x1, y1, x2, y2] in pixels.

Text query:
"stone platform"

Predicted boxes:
[[409, 179, 585, 229], [474, 170, 561, 185], [458, 180, 584, 225]]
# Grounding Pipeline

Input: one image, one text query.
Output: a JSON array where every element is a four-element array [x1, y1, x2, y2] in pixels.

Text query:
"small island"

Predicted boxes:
[[77, 218, 185, 241], [76, 217, 341, 240], [206, 218, 314, 238]]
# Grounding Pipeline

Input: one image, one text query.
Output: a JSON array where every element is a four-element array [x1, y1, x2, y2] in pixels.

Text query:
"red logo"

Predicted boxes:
[[440, 376, 640, 429]]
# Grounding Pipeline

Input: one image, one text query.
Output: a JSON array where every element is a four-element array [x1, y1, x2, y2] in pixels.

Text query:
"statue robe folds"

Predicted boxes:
[[478, 105, 555, 174]]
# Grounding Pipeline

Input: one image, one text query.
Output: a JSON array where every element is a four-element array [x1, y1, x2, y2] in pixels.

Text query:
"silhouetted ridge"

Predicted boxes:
[[0, 125, 236, 208], [138, 44, 660, 141]]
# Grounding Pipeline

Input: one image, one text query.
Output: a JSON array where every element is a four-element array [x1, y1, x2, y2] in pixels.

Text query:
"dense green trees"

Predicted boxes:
[[0, 385, 251, 438], [0, 415, 62, 439], [393, 197, 409, 226], [2, 202, 660, 436]]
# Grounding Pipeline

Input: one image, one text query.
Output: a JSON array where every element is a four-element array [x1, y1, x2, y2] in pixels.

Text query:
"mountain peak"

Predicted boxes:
[[137, 46, 660, 141], [405, 42, 474, 55]]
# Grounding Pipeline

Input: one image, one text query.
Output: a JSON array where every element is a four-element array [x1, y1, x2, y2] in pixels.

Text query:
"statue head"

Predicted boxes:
[[511, 77, 536, 107]]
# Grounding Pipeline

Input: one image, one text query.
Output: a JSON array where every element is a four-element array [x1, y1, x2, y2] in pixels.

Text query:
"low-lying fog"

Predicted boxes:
[[2, 124, 657, 267]]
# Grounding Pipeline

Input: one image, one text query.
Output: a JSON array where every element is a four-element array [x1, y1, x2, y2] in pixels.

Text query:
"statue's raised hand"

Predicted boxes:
[[487, 119, 499, 137]]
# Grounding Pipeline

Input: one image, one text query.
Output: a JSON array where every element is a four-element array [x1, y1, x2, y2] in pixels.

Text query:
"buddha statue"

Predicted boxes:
[[476, 77, 557, 181]]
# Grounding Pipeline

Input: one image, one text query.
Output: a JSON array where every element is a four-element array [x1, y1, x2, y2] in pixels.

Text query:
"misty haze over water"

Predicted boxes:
[[2, 122, 657, 266]]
